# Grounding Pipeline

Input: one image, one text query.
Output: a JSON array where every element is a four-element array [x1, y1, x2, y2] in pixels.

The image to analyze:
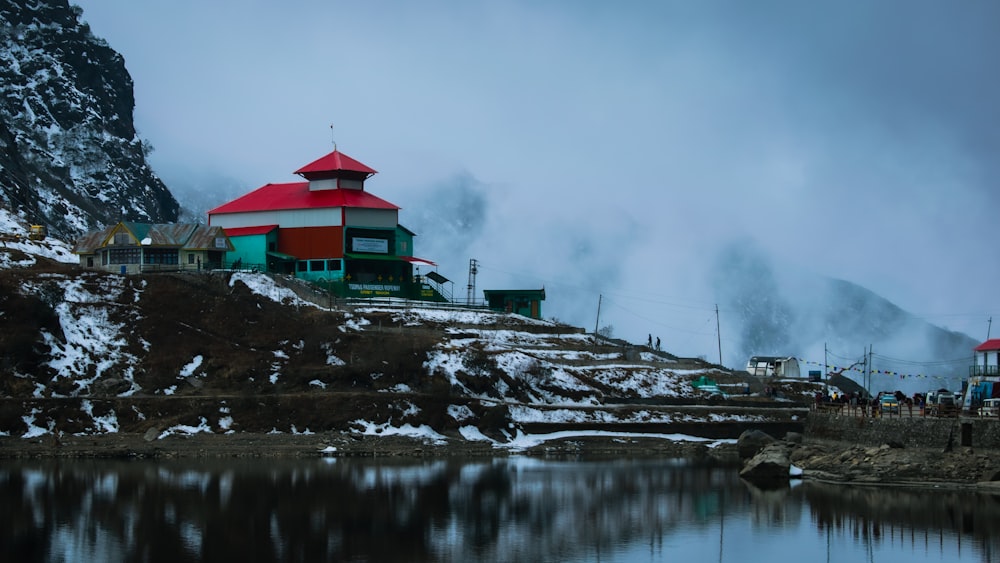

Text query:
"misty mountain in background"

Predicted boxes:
[[0, 0, 177, 238], [159, 165, 251, 224], [712, 240, 978, 393]]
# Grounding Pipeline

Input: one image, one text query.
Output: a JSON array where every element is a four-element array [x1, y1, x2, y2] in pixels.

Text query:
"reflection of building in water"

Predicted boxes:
[[4, 459, 999, 562]]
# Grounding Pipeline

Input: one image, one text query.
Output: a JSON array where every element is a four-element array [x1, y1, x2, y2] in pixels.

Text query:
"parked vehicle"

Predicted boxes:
[[926, 389, 959, 417], [980, 398, 1000, 417], [879, 394, 899, 414]]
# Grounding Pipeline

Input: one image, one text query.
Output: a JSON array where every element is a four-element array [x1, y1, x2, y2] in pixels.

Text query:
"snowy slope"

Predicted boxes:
[[0, 226, 779, 446]]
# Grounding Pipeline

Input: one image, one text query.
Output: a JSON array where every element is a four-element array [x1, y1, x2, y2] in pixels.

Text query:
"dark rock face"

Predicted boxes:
[[0, 0, 178, 238], [737, 429, 776, 460], [739, 442, 793, 485]]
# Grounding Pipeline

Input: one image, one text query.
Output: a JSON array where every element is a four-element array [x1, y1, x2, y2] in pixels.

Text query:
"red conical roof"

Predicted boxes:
[[294, 150, 377, 179]]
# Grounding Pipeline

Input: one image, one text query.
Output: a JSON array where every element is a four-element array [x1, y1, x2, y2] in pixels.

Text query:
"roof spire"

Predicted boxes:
[[330, 123, 337, 152]]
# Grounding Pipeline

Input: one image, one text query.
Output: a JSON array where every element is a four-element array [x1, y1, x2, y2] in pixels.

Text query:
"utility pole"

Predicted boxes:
[[593, 294, 602, 339], [867, 344, 873, 395], [824, 342, 829, 393], [715, 304, 722, 366]]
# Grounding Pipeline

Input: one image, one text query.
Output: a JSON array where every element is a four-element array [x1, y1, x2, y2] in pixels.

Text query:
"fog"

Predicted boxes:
[[74, 1, 999, 390]]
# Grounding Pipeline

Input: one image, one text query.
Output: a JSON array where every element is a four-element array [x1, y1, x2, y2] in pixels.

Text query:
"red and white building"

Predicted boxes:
[[208, 149, 443, 300]]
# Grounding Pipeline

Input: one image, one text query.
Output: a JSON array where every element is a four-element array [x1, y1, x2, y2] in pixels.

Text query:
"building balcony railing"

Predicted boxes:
[[969, 365, 1000, 377]]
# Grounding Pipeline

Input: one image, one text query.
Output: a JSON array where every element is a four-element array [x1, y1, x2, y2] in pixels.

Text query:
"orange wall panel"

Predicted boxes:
[[278, 226, 343, 259]]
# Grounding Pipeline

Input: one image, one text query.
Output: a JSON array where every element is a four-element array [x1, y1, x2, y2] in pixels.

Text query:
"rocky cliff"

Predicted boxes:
[[0, 0, 178, 238]]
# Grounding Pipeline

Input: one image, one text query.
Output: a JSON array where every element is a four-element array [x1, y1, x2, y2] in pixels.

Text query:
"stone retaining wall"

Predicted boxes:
[[805, 412, 1000, 449]]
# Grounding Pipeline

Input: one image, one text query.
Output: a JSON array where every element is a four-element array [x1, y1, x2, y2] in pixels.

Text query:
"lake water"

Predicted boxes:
[[1, 456, 998, 562]]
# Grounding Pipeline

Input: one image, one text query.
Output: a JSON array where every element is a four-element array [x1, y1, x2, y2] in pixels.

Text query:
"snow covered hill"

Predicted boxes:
[[0, 210, 803, 447]]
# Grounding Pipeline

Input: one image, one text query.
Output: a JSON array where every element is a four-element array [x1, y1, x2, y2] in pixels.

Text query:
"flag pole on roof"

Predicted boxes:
[[330, 123, 337, 151]]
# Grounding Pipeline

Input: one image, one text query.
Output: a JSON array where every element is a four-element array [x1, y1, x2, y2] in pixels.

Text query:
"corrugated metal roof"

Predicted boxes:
[[294, 150, 377, 177], [223, 225, 278, 237], [483, 288, 546, 300], [73, 222, 233, 252], [121, 222, 151, 241], [207, 182, 399, 215], [72, 225, 115, 253], [140, 223, 197, 246], [186, 225, 233, 250]]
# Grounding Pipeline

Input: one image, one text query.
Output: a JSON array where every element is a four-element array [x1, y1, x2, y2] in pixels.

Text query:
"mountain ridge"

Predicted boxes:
[[0, 0, 178, 238]]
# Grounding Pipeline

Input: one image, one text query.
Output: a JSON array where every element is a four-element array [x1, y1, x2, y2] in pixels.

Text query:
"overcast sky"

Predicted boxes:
[[73, 0, 1000, 369]]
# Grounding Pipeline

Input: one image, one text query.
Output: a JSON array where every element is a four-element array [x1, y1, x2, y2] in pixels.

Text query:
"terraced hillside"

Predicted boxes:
[[0, 214, 812, 449]]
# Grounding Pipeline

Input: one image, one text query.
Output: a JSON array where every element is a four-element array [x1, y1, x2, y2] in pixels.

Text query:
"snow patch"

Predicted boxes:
[[179, 355, 203, 378], [351, 420, 448, 445], [229, 272, 316, 307], [448, 404, 475, 421], [158, 417, 213, 439], [79, 399, 119, 434]]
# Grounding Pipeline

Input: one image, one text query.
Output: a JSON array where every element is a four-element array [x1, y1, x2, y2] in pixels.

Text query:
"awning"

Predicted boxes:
[[425, 271, 449, 284], [266, 250, 297, 261], [402, 256, 437, 266], [343, 253, 438, 266]]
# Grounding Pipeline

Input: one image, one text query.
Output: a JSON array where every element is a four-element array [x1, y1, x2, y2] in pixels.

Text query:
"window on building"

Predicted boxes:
[[297, 261, 308, 272], [144, 249, 178, 265], [214, 237, 227, 249], [326, 259, 342, 271], [86, 257, 94, 267], [188, 254, 196, 264], [108, 248, 141, 264], [113, 232, 131, 245], [310, 260, 324, 271]]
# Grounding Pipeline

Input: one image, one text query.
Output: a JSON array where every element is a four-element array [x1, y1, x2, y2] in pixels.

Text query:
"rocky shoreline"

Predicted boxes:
[[2, 429, 998, 493], [0, 432, 739, 462], [738, 431, 1000, 492]]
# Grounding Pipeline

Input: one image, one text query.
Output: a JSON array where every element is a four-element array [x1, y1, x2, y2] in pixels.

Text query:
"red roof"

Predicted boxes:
[[223, 225, 278, 237], [294, 150, 377, 177], [208, 182, 399, 215], [975, 339, 1000, 352]]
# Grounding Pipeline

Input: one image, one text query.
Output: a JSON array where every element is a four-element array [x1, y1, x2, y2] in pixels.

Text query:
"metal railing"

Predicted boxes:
[[969, 365, 1000, 377], [125, 262, 520, 317]]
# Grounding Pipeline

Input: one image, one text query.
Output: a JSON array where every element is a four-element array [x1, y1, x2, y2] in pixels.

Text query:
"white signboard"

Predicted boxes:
[[352, 237, 388, 254]]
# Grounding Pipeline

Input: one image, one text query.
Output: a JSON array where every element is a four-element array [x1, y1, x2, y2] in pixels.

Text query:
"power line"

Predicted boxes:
[[869, 353, 972, 366], [602, 297, 715, 336], [473, 262, 719, 312], [826, 349, 865, 362]]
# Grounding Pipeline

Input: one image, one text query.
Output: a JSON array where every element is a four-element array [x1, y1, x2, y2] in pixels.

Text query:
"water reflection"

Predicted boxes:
[[0, 457, 997, 562]]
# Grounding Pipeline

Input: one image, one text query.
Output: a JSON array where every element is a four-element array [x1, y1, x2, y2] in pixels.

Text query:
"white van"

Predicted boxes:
[[980, 398, 1000, 417]]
